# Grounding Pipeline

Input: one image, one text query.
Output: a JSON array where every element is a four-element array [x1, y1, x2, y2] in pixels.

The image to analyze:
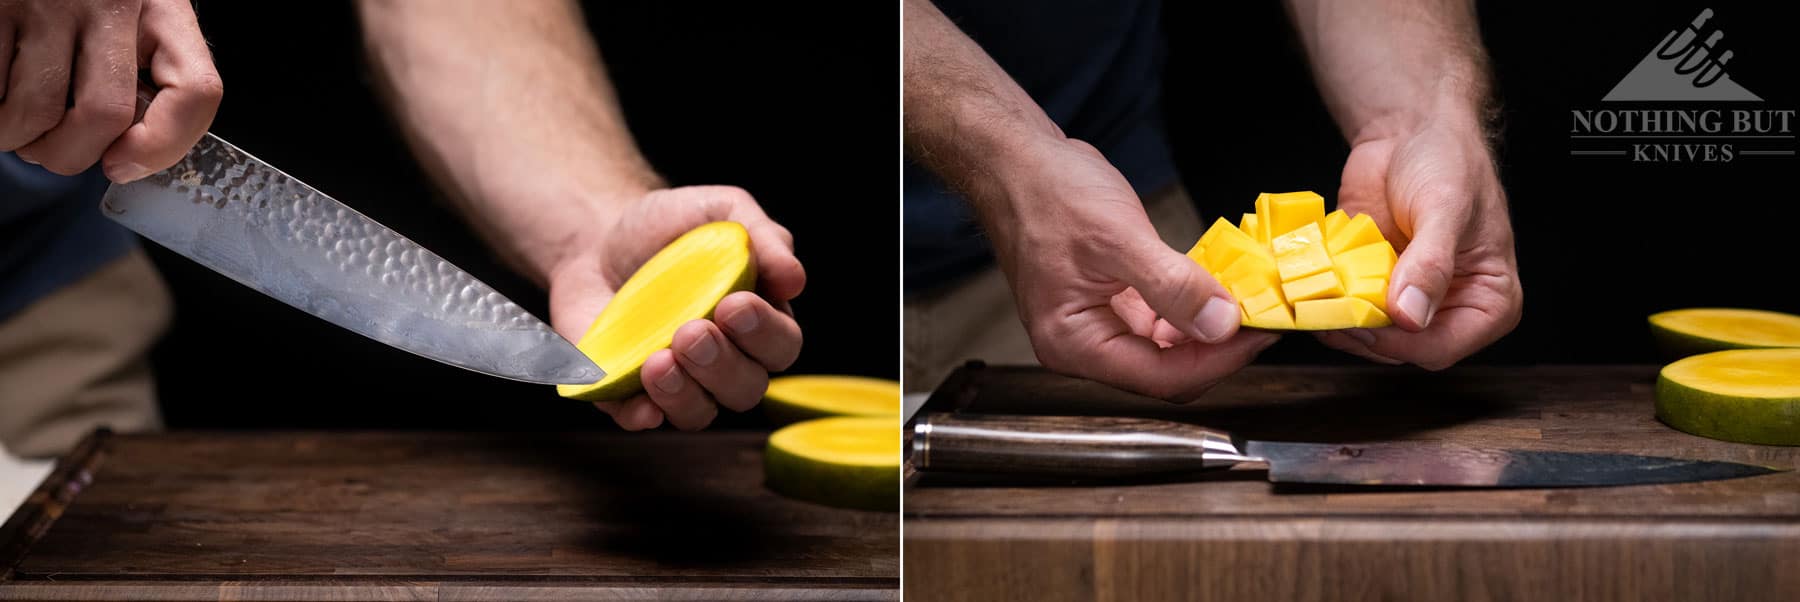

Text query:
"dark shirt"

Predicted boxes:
[[904, 0, 1177, 293], [0, 153, 136, 321]]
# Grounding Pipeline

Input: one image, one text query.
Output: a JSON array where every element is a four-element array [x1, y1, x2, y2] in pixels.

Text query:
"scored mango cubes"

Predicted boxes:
[[1186, 192, 1396, 331]]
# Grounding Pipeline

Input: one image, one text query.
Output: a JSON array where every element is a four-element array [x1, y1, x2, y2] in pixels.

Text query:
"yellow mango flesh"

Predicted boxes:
[[1187, 192, 1397, 331], [1272, 223, 1333, 281], [1282, 270, 1344, 303], [765, 417, 899, 511], [558, 222, 756, 402], [1655, 349, 1800, 445], [762, 375, 902, 426], [1294, 297, 1392, 330], [1649, 308, 1800, 357], [1267, 191, 1325, 238], [1327, 213, 1385, 255]]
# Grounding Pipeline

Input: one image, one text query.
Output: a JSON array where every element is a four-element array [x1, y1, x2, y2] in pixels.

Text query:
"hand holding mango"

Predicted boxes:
[[1313, 117, 1523, 370], [550, 186, 805, 431], [974, 137, 1280, 403]]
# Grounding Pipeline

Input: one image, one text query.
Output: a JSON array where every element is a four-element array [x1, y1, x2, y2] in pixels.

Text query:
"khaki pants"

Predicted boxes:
[[0, 249, 170, 458], [903, 183, 1207, 393]]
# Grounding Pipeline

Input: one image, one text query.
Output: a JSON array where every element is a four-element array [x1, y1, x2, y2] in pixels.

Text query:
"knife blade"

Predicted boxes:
[[909, 413, 1784, 488], [99, 132, 603, 386]]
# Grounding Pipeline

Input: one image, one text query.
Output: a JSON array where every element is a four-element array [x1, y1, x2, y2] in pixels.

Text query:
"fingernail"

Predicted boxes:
[[725, 306, 758, 333], [655, 367, 684, 394], [1347, 328, 1377, 346], [18, 155, 39, 166], [107, 162, 152, 183], [1398, 286, 1433, 328], [684, 332, 719, 366], [1194, 297, 1240, 343]]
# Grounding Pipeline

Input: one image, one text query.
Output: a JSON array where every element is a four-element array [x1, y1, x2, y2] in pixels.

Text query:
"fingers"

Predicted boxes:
[[1038, 307, 1279, 403], [639, 349, 720, 431], [593, 396, 665, 431], [0, 17, 74, 152], [1107, 239, 1239, 344], [714, 291, 802, 371], [670, 319, 770, 414], [1388, 203, 1465, 332], [0, 22, 15, 102], [103, 0, 221, 182], [610, 186, 807, 302], [16, 3, 141, 176]]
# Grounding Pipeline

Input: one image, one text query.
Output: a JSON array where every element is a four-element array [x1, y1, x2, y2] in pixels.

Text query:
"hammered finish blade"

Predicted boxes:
[[1246, 440, 1782, 487], [100, 133, 603, 385]]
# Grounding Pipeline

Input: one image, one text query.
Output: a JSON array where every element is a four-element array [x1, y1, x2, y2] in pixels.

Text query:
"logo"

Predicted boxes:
[[1571, 8, 1794, 162], [1603, 9, 1760, 101]]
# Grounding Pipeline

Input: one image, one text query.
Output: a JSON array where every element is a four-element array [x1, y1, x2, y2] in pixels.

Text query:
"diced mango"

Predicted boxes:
[[1252, 193, 1273, 244], [1181, 190, 1399, 333], [1202, 224, 1269, 276], [1293, 297, 1391, 330], [1326, 213, 1385, 255], [1331, 240, 1397, 282], [1345, 277, 1388, 311], [1272, 223, 1332, 281], [1217, 251, 1277, 289], [1246, 304, 1296, 330], [1267, 191, 1325, 238], [1282, 270, 1344, 303], [1321, 210, 1350, 237], [1197, 217, 1234, 250], [1237, 286, 1288, 317]]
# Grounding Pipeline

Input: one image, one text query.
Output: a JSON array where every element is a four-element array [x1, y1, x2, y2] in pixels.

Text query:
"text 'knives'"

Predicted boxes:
[[99, 132, 602, 386], [910, 413, 1785, 488]]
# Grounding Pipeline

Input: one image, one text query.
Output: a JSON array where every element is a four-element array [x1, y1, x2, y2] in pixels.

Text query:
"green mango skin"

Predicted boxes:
[[764, 441, 899, 512], [1656, 373, 1800, 446]]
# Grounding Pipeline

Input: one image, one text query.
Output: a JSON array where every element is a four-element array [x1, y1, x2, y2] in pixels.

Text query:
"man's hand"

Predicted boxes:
[[904, 0, 1276, 400], [546, 186, 805, 430], [985, 137, 1280, 401], [1286, 0, 1522, 369], [1317, 116, 1521, 369], [358, 1, 805, 430], [0, 0, 222, 181]]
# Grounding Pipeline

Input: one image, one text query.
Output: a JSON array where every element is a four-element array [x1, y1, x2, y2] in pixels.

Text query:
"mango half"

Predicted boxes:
[[1185, 191, 1395, 330], [764, 417, 899, 511], [1648, 308, 1800, 358], [762, 375, 902, 426], [1656, 349, 1800, 446], [557, 222, 756, 402]]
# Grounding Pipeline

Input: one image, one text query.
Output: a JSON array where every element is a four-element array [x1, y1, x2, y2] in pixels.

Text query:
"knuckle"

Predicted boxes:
[[187, 71, 225, 103]]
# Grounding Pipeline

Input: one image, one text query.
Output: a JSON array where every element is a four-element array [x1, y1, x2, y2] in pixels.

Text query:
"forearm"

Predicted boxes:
[[1284, 0, 1496, 144], [902, 0, 1063, 232], [357, 0, 660, 284]]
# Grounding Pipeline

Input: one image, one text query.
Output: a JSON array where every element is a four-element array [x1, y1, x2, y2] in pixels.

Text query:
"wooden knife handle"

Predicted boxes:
[[911, 413, 1248, 478]]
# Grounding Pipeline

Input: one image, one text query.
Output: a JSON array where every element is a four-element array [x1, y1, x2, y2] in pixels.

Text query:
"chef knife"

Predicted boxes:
[[99, 132, 602, 385], [910, 413, 1785, 487]]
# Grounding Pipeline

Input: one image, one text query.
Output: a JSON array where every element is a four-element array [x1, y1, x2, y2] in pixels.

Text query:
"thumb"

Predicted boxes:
[[1110, 239, 1240, 344], [1389, 210, 1461, 331]]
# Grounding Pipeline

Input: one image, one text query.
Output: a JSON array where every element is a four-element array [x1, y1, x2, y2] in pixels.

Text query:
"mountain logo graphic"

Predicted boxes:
[[1604, 8, 1762, 102]]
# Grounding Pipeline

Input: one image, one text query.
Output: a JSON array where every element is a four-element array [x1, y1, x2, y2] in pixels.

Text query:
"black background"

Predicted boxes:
[[1166, 0, 1800, 366], [153, 2, 897, 429]]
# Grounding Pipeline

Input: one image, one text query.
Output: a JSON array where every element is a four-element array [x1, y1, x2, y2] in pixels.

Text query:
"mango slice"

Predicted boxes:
[[762, 375, 902, 426], [558, 222, 756, 402], [1185, 192, 1397, 331], [1655, 349, 1800, 445], [765, 417, 899, 511], [1649, 308, 1800, 358]]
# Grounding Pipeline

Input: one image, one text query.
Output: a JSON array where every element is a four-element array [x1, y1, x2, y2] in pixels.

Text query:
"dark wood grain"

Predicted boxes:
[[0, 431, 897, 601], [903, 364, 1800, 601]]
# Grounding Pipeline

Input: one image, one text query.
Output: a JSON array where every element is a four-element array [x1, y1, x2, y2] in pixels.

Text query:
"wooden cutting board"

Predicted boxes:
[[0, 431, 897, 601], [904, 363, 1800, 601]]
